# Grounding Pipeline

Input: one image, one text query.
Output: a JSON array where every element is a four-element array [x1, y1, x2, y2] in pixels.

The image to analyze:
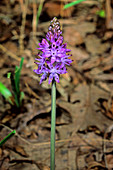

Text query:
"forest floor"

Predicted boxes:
[[0, 0, 113, 170]]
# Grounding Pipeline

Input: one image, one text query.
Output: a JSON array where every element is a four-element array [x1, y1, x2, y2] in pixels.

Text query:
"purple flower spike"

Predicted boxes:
[[34, 17, 73, 84]]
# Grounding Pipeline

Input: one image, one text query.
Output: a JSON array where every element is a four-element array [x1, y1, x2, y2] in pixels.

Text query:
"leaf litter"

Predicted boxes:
[[0, 0, 113, 169]]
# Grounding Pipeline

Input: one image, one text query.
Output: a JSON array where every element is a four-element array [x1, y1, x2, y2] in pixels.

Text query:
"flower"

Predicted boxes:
[[34, 17, 72, 84]]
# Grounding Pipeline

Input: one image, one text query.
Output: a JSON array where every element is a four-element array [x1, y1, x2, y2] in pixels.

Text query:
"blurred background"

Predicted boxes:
[[0, 0, 113, 169]]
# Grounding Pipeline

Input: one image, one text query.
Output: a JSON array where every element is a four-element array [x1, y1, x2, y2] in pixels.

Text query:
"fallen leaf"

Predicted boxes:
[[85, 35, 110, 55], [44, 2, 74, 18], [64, 27, 83, 46], [15, 145, 29, 157], [98, 98, 113, 120]]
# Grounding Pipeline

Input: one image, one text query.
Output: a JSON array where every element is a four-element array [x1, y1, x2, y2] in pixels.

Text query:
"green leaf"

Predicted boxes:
[[10, 73, 19, 107], [0, 82, 13, 104], [36, 0, 44, 26], [10, 57, 24, 107], [7, 72, 11, 78], [15, 57, 24, 94], [14, 57, 24, 107], [96, 10, 105, 18], [0, 130, 16, 147], [15, 65, 20, 94], [64, 0, 87, 9], [20, 91, 24, 105]]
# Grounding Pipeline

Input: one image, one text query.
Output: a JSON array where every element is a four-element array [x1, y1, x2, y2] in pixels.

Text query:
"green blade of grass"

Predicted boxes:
[[14, 57, 24, 107], [36, 0, 44, 26], [15, 57, 24, 94], [0, 130, 16, 147], [0, 82, 13, 104], [20, 91, 24, 105], [10, 73, 20, 107], [64, 0, 87, 9], [10, 57, 24, 107], [15, 66, 20, 94]]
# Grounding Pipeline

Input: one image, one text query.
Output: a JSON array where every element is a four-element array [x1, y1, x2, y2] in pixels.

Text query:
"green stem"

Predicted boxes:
[[50, 80, 56, 170], [0, 130, 16, 147]]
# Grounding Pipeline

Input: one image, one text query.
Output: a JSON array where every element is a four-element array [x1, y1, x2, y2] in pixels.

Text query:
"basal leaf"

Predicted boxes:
[[0, 82, 13, 104]]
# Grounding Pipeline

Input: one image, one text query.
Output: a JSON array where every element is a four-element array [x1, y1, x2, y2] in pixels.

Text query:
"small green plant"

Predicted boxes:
[[0, 57, 24, 108], [96, 9, 105, 18], [0, 82, 13, 105]]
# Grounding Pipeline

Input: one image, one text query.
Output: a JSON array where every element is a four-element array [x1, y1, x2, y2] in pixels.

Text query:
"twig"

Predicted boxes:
[[103, 133, 108, 169], [19, 0, 28, 55], [106, 0, 113, 29], [25, 83, 40, 99], [32, 1, 37, 39]]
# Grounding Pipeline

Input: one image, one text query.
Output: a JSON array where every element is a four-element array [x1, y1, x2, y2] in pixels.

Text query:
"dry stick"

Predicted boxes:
[[19, 0, 28, 55], [19, 0, 24, 11], [102, 92, 113, 169], [32, 2, 37, 39], [25, 83, 40, 99], [103, 133, 108, 169], [106, 0, 113, 29]]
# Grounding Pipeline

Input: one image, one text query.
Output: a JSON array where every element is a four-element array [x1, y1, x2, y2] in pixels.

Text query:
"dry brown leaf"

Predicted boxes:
[[3, 41, 18, 54], [2, 115, 13, 123], [85, 35, 110, 55], [44, 2, 74, 18], [64, 27, 83, 46], [103, 31, 113, 40], [88, 161, 105, 170], [94, 74, 113, 81], [0, 148, 2, 156], [70, 46, 89, 61], [106, 154, 113, 170], [99, 98, 113, 120], [37, 163, 50, 170], [72, 22, 96, 37], [0, 156, 10, 170], [15, 145, 29, 157], [0, 23, 12, 42], [97, 82, 110, 93]]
